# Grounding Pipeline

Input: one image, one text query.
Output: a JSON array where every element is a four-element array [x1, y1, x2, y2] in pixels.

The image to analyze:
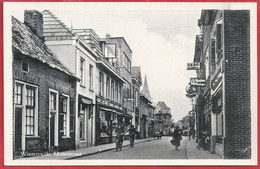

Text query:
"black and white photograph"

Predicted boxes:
[[4, 2, 257, 166]]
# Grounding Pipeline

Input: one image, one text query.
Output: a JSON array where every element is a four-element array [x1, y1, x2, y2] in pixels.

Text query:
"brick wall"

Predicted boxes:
[[223, 10, 250, 159], [13, 49, 76, 154]]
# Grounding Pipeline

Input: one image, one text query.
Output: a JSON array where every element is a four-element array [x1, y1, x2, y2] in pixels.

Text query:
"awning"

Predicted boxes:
[[100, 107, 123, 115], [81, 98, 92, 105], [100, 107, 113, 112], [123, 113, 133, 119]]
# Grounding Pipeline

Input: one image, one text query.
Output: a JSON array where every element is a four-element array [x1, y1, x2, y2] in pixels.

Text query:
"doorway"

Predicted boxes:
[[15, 108, 22, 152]]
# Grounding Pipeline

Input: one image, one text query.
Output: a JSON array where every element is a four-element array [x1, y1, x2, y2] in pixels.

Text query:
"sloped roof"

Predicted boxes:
[[42, 10, 75, 40], [12, 16, 77, 78], [157, 101, 170, 110], [155, 101, 171, 115]]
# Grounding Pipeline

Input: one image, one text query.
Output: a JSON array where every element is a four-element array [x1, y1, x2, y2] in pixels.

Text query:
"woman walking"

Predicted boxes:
[[172, 126, 182, 150]]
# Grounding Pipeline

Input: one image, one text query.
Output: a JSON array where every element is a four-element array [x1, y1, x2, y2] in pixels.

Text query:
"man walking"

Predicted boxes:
[[129, 125, 136, 147]]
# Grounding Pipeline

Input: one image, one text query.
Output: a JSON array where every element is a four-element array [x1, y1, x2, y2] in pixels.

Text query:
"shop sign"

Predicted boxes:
[[190, 78, 205, 86], [187, 63, 200, 70]]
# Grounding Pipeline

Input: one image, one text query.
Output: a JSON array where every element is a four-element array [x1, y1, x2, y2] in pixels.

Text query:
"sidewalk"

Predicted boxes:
[[185, 138, 222, 159], [18, 138, 154, 160]]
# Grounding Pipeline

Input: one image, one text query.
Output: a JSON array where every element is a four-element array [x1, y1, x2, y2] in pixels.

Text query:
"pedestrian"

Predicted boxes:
[[128, 125, 136, 147], [115, 123, 124, 151], [172, 126, 182, 151]]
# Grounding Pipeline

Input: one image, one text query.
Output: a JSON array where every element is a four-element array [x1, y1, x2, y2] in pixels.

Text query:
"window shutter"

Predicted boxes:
[[216, 24, 222, 52], [70, 100, 75, 132]]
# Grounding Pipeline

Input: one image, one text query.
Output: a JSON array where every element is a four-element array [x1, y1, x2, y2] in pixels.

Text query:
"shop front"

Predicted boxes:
[[211, 86, 224, 156], [77, 95, 94, 149], [96, 103, 123, 145]]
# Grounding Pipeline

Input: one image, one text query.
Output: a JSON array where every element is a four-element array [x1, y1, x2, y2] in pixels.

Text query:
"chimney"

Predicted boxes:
[[24, 10, 43, 40], [106, 34, 111, 40]]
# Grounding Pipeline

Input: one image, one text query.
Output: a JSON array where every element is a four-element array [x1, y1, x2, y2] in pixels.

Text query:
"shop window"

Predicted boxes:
[[79, 104, 86, 140], [216, 113, 223, 143]]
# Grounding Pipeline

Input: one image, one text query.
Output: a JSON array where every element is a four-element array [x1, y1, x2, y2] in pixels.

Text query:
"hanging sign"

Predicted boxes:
[[190, 78, 205, 86], [187, 63, 200, 70]]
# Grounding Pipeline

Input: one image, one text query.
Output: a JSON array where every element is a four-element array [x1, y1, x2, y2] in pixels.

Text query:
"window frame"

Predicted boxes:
[[15, 82, 23, 105], [99, 72, 104, 96], [21, 61, 29, 73], [89, 64, 93, 91], [60, 94, 70, 137], [106, 77, 110, 99], [25, 86, 36, 136], [80, 57, 85, 86], [14, 81, 38, 137]]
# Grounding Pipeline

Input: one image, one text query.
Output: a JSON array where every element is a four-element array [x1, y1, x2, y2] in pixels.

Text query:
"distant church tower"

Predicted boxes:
[[141, 75, 151, 100]]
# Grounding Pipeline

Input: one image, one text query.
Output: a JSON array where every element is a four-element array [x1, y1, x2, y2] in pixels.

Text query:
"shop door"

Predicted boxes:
[[15, 108, 22, 152]]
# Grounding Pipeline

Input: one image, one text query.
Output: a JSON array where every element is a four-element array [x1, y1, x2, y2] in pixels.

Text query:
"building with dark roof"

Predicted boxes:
[[12, 13, 78, 157]]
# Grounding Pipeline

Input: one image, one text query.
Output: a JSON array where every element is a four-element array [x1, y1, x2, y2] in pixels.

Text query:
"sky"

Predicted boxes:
[[12, 5, 202, 122]]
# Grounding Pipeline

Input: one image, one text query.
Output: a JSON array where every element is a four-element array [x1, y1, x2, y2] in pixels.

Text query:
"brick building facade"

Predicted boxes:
[[12, 14, 78, 158], [191, 10, 250, 159]]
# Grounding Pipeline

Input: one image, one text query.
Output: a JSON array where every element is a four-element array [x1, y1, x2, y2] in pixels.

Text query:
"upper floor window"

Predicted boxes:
[[106, 77, 110, 99], [115, 83, 118, 102], [135, 89, 138, 107], [99, 72, 104, 96], [205, 46, 209, 80], [89, 64, 93, 90], [119, 85, 122, 103], [123, 53, 131, 72], [22, 61, 29, 72], [111, 81, 115, 101], [211, 37, 216, 70], [80, 58, 85, 86], [216, 20, 223, 60]]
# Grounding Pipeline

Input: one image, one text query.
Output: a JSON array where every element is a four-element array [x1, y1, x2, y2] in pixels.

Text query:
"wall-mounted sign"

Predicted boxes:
[[190, 78, 205, 86], [187, 63, 200, 70], [185, 84, 196, 98]]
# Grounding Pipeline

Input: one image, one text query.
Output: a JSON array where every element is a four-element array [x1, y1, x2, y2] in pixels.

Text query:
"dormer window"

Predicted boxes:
[[22, 61, 29, 72]]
